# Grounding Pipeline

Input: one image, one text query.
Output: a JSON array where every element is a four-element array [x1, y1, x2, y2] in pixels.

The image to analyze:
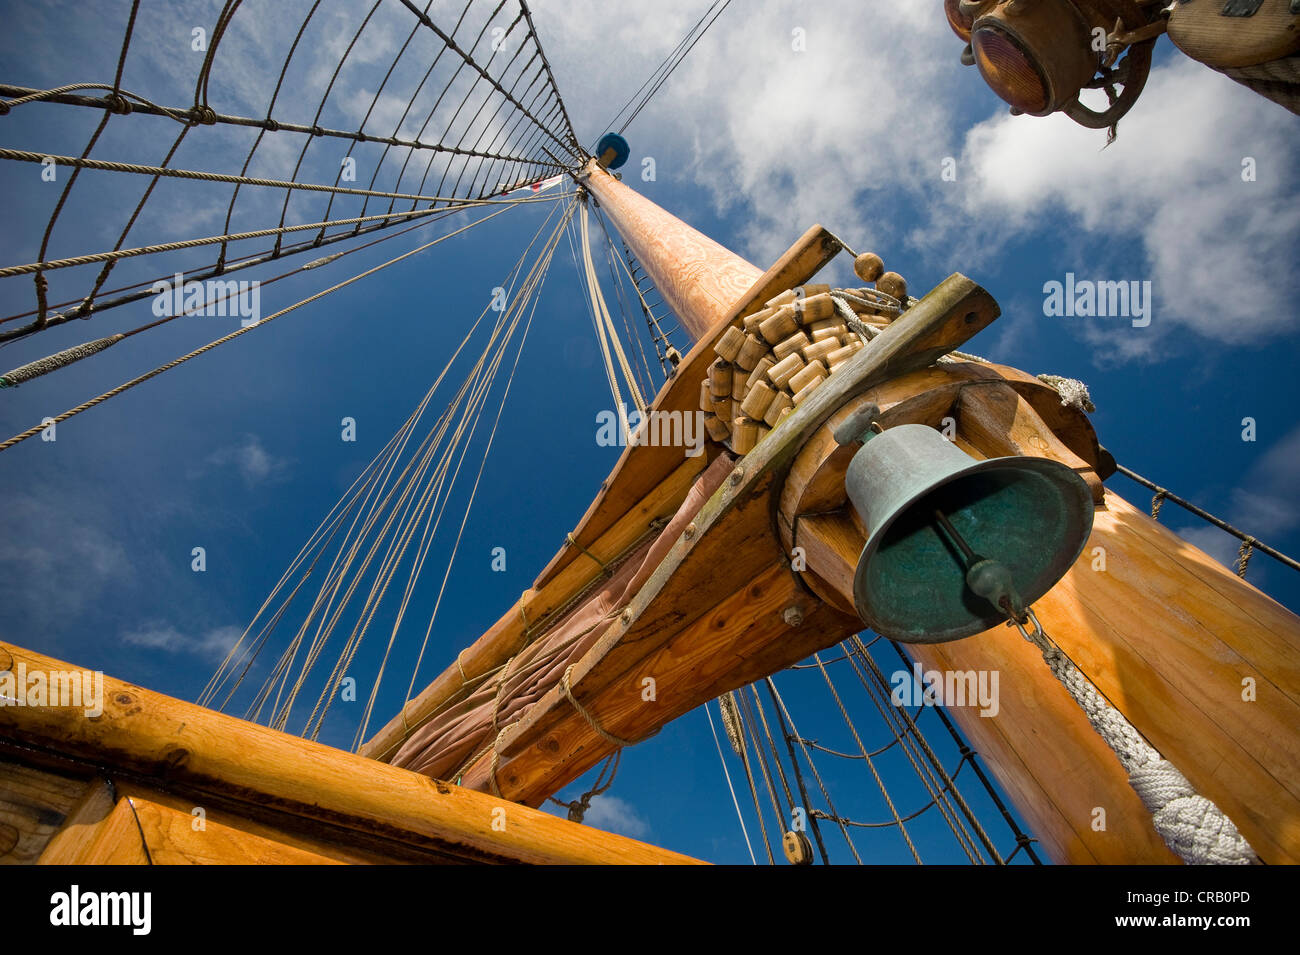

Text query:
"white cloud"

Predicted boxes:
[[204, 434, 292, 487], [0, 492, 133, 630], [579, 794, 651, 839], [946, 56, 1300, 359], [533, 3, 1299, 363], [120, 623, 243, 662]]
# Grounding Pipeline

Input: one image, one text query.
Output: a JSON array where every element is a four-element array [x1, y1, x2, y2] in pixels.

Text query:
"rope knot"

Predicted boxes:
[[105, 92, 132, 115], [189, 105, 217, 126], [263, 117, 280, 132]]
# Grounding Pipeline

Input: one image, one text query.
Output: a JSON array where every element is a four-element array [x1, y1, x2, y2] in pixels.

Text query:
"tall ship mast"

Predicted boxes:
[[1, 0, 1298, 869]]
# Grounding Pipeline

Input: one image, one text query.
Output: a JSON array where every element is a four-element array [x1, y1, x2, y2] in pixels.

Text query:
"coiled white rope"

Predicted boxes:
[[1015, 610, 1256, 865]]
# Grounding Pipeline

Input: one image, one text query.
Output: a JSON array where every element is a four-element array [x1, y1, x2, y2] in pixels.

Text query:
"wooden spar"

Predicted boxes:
[[453, 276, 1002, 803], [0, 640, 703, 865], [579, 158, 763, 341]]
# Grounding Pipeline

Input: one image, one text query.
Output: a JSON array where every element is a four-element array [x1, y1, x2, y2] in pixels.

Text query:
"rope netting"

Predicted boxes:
[[0, 0, 584, 347], [710, 635, 1042, 865]]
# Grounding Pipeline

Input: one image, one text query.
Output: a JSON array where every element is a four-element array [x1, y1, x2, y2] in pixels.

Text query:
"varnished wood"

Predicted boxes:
[[524, 223, 845, 593], [0, 641, 704, 865], [0, 757, 92, 865], [37, 777, 114, 865], [582, 160, 763, 340]]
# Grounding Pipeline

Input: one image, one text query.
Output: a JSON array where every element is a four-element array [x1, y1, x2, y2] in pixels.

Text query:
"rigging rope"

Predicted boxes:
[[0, 197, 528, 453], [705, 702, 758, 864]]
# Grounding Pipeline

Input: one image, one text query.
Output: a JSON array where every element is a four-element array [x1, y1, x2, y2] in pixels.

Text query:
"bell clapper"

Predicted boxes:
[[931, 507, 1027, 622]]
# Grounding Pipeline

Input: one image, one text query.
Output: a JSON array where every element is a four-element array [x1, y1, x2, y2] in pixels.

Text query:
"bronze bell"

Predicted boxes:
[[840, 421, 1094, 644]]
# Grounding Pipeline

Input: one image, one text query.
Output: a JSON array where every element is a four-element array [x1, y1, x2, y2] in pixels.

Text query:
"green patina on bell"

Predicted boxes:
[[844, 423, 1094, 644]]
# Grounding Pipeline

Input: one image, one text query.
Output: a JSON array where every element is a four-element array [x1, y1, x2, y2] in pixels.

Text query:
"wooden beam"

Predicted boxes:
[[456, 275, 999, 804], [364, 223, 847, 763], [0, 641, 704, 865]]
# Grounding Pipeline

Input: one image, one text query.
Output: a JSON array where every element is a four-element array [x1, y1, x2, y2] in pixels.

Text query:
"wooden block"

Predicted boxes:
[[795, 292, 835, 324], [731, 373, 745, 401], [773, 331, 811, 361], [699, 380, 714, 413], [715, 325, 745, 362], [826, 342, 862, 369], [708, 359, 733, 397], [745, 355, 775, 392], [735, 333, 769, 371], [703, 414, 730, 442], [767, 352, 806, 390], [801, 338, 839, 365], [800, 283, 831, 298], [788, 359, 828, 394], [764, 288, 797, 309], [740, 380, 777, 420], [792, 377, 824, 405], [742, 306, 776, 334], [731, 416, 760, 455], [759, 306, 800, 344], [763, 391, 793, 427], [711, 397, 733, 423]]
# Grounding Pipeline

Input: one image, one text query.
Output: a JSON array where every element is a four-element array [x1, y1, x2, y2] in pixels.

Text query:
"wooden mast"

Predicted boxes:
[[579, 158, 763, 341], [367, 154, 1300, 865]]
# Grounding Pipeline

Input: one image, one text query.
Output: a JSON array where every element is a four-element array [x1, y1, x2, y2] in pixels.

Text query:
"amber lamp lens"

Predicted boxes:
[[971, 24, 1049, 115], [944, 0, 973, 41]]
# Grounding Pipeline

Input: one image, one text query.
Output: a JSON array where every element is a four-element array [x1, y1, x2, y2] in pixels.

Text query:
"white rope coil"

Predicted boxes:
[[1017, 613, 1256, 865]]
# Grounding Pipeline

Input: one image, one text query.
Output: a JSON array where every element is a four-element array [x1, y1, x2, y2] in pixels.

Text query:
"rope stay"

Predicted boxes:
[[198, 197, 576, 741], [1116, 464, 1300, 577]]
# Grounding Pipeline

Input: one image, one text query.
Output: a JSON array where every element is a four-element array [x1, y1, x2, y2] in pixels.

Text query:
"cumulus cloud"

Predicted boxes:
[[534, 2, 1299, 363]]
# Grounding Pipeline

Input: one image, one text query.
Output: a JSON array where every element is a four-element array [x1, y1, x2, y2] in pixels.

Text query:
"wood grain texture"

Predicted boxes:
[[0, 757, 92, 865], [36, 776, 114, 865], [1167, 0, 1300, 68], [0, 641, 704, 865]]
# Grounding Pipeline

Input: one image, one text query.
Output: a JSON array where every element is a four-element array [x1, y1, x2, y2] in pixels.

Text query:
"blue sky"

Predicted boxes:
[[1, 0, 1298, 864]]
